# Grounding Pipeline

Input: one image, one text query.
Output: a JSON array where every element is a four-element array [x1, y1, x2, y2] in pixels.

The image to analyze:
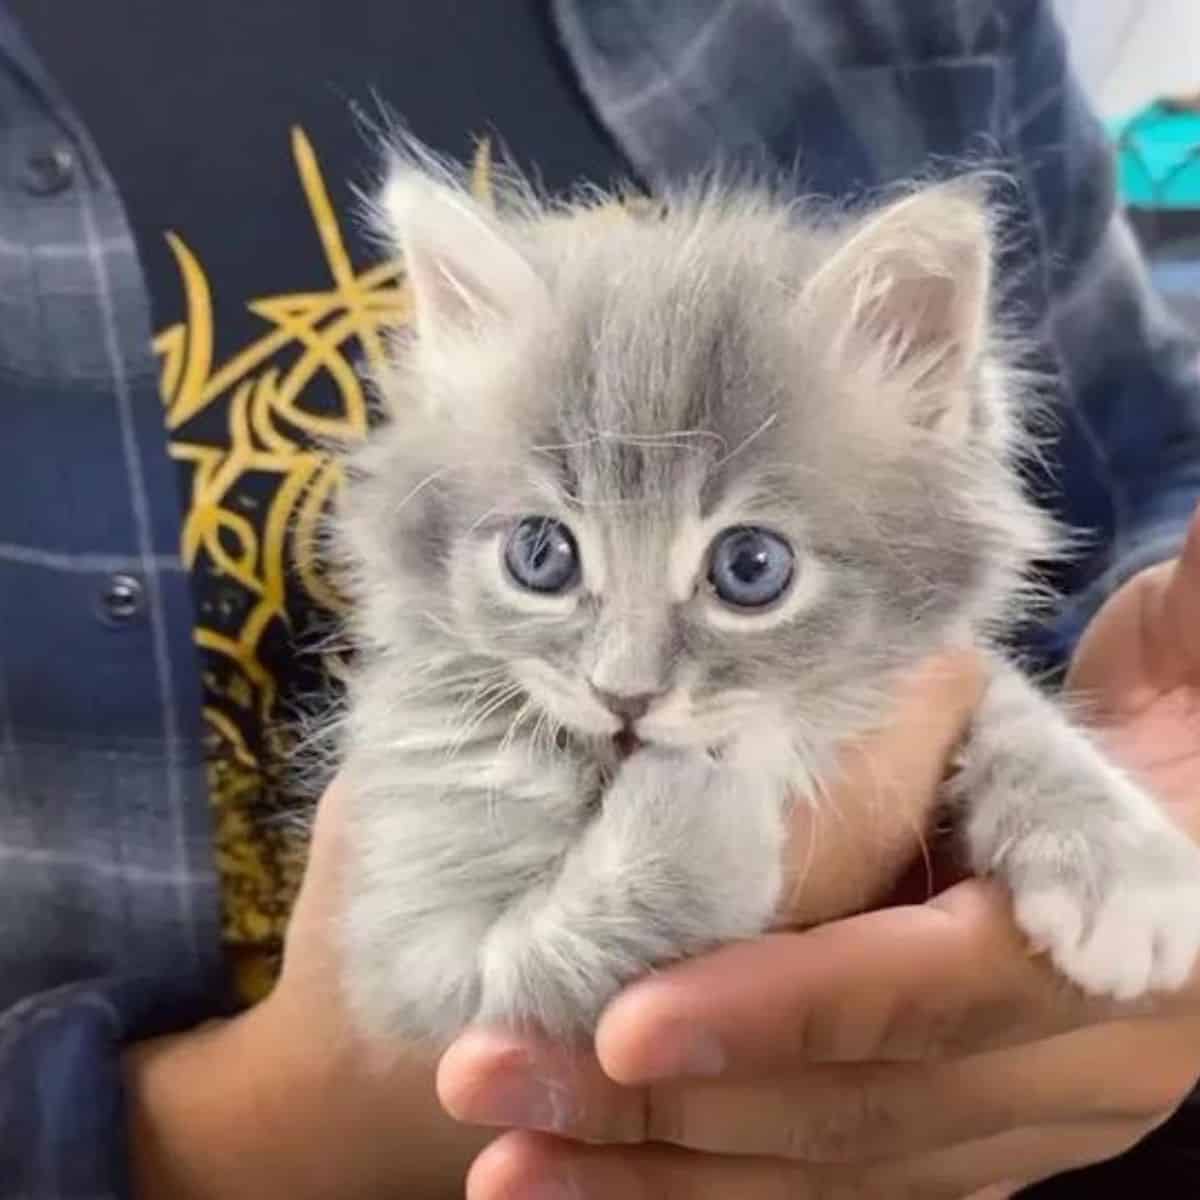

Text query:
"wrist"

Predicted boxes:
[[125, 1000, 331, 1200], [124, 991, 485, 1199]]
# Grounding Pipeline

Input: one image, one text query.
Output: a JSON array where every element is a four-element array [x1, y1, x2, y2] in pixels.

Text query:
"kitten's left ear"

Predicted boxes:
[[379, 162, 548, 349], [801, 179, 993, 436]]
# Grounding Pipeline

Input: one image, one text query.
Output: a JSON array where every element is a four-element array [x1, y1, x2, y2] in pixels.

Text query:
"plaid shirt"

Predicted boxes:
[[3, 1, 1199, 1195], [0, 8, 224, 1195]]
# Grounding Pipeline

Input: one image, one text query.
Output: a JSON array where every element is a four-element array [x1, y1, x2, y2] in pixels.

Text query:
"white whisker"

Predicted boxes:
[[711, 412, 778, 470]]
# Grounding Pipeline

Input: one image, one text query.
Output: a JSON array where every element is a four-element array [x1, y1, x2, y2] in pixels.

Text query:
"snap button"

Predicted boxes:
[[23, 145, 75, 196], [99, 572, 145, 625]]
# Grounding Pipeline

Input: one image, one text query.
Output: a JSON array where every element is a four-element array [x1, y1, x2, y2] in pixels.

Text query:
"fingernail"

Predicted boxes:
[[636, 1023, 725, 1080], [467, 1066, 576, 1132]]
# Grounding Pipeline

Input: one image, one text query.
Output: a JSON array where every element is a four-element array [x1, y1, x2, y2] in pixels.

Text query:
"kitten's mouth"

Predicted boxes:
[[613, 728, 642, 759]]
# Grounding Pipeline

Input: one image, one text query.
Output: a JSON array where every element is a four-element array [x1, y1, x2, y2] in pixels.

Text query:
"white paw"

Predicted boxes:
[[1012, 850, 1200, 1001]]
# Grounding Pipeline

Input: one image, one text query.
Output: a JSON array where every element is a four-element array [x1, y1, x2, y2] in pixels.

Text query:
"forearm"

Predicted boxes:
[[124, 994, 488, 1200]]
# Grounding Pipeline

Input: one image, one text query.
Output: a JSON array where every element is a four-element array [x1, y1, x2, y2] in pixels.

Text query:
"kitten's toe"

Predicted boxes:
[[1152, 927, 1200, 993], [987, 805, 1200, 1001], [1013, 885, 1154, 1000], [1076, 880, 1200, 1001], [1135, 835, 1200, 995], [1013, 871, 1200, 1002], [1148, 882, 1200, 993], [1051, 895, 1157, 1001], [1011, 885, 1085, 960]]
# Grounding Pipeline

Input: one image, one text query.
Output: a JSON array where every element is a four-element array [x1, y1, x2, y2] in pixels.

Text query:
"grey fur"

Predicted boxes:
[[330, 150, 1200, 1046]]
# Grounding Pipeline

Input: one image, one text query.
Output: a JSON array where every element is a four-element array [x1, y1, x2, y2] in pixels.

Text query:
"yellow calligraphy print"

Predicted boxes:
[[155, 129, 497, 1002]]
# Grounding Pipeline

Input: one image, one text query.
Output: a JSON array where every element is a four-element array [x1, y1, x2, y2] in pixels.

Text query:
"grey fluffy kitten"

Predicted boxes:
[[331, 151, 1200, 1046]]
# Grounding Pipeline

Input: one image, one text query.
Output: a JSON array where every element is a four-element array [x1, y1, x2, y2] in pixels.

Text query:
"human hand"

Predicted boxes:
[[444, 878, 1200, 1199], [441, 538, 1200, 1200], [1065, 507, 1200, 838], [124, 779, 488, 1200]]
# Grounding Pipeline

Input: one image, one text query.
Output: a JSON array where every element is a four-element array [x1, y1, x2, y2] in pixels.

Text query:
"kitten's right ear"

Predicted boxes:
[[378, 163, 548, 350]]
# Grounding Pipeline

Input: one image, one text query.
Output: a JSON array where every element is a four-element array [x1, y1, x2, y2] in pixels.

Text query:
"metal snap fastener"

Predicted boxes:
[[99, 573, 145, 625], [23, 145, 75, 196]]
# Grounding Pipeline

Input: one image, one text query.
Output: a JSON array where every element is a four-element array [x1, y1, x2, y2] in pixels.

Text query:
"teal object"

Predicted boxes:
[[1110, 102, 1200, 209]]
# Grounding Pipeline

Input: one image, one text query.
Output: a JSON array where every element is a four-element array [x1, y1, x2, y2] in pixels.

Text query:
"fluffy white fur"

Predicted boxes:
[[328, 147, 1200, 1046]]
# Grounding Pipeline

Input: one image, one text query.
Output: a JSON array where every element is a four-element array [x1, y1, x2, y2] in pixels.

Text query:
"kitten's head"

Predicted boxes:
[[341, 153, 1051, 759]]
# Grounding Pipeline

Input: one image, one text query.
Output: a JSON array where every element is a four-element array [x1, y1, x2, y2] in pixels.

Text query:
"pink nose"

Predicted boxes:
[[590, 687, 658, 722]]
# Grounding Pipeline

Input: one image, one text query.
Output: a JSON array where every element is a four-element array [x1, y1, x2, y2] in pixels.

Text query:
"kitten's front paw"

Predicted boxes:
[[476, 746, 787, 1036], [1002, 825, 1200, 1002]]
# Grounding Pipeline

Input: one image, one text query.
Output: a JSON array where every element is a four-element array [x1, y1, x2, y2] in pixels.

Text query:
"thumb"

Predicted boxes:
[[279, 777, 350, 993], [1159, 504, 1200, 672], [780, 649, 985, 927]]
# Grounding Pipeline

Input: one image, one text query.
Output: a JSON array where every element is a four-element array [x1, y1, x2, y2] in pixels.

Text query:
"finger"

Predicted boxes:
[[466, 1118, 1158, 1200], [277, 777, 349, 994], [596, 879, 1127, 1084], [872, 1116, 1163, 1197], [781, 649, 986, 926], [441, 1020, 1187, 1165], [1159, 505, 1200, 673], [292, 777, 347, 904]]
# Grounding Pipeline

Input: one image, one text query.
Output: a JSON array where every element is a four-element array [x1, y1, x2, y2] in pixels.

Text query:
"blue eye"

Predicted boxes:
[[505, 517, 580, 593], [708, 526, 794, 609]]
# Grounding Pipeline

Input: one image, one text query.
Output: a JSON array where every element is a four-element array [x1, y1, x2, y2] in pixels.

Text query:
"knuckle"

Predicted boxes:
[[590, 1084, 656, 1145], [784, 1076, 902, 1164], [641, 1084, 690, 1146], [794, 994, 848, 1060], [875, 971, 1027, 1062], [874, 994, 966, 1060]]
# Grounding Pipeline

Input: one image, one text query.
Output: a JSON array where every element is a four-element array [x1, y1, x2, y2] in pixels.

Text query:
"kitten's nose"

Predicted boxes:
[[591, 686, 659, 722]]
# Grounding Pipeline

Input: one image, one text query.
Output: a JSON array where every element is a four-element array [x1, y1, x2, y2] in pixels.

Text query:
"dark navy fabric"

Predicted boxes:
[[0, 0, 226, 1042], [0, 976, 217, 1199]]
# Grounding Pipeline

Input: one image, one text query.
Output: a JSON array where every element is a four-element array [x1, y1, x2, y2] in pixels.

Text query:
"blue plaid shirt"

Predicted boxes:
[[2, 2, 1199, 1194]]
